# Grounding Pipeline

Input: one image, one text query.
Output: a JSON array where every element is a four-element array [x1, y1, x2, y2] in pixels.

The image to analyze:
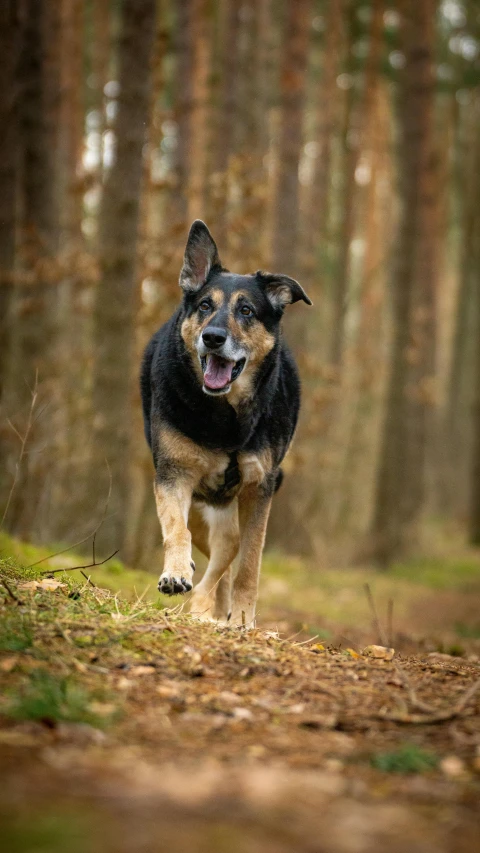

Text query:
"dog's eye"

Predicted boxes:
[[240, 305, 253, 317], [199, 301, 210, 312]]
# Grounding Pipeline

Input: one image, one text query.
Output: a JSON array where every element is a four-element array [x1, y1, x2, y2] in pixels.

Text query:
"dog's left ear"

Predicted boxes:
[[257, 272, 312, 311], [179, 220, 221, 293]]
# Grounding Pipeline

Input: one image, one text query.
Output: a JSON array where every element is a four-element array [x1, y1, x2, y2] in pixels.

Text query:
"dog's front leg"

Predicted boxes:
[[154, 476, 195, 595], [230, 484, 272, 628]]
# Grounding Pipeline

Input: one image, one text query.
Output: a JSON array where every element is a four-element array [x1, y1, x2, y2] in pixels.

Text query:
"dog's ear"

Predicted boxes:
[[179, 220, 221, 293], [256, 272, 312, 311]]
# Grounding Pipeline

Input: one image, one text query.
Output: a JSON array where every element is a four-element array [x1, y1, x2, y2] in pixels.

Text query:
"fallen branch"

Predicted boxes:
[[378, 677, 480, 725], [0, 576, 23, 604], [40, 548, 119, 575]]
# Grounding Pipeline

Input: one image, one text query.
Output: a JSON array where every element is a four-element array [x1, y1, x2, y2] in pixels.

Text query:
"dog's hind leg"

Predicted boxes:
[[189, 502, 239, 621], [214, 566, 233, 621], [230, 484, 272, 628]]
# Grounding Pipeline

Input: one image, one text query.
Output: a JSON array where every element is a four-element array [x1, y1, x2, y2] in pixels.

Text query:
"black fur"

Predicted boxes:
[[140, 224, 309, 503]]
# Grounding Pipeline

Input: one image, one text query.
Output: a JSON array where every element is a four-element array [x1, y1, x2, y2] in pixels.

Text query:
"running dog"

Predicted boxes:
[[140, 220, 311, 626]]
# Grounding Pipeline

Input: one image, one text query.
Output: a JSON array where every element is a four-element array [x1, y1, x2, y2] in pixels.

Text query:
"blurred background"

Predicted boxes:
[[1, 0, 480, 576]]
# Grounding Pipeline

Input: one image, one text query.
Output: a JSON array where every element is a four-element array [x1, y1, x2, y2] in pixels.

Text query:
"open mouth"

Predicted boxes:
[[201, 354, 246, 393]]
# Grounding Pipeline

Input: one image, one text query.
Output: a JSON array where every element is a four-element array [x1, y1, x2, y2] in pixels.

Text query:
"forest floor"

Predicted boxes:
[[0, 536, 480, 852]]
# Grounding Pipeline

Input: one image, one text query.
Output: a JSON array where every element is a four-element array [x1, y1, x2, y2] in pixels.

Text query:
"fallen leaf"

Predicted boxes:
[[362, 645, 395, 661], [440, 755, 466, 778], [0, 656, 19, 672], [19, 579, 67, 592], [346, 648, 361, 659], [130, 665, 156, 677]]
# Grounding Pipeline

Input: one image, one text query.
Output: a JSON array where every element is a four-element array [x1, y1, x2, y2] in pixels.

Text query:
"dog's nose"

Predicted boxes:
[[202, 326, 227, 348]]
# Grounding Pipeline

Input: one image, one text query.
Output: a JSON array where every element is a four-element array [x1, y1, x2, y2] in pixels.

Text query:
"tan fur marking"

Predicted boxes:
[[209, 288, 224, 308], [189, 504, 210, 557], [159, 424, 229, 488], [190, 502, 240, 621], [154, 479, 194, 584], [238, 448, 273, 485], [230, 485, 272, 627], [180, 315, 204, 382], [226, 291, 275, 408]]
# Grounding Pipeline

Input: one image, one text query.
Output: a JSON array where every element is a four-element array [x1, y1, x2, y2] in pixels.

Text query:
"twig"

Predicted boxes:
[[26, 460, 113, 569], [379, 677, 480, 725], [40, 548, 119, 575], [1, 371, 39, 529], [80, 571, 97, 588], [387, 598, 394, 647], [364, 583, 387, 646], [0, 576, 23, 604]]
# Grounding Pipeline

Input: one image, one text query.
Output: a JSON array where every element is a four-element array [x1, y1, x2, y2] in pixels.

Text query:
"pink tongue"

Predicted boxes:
[[204, 355, 234, 390]]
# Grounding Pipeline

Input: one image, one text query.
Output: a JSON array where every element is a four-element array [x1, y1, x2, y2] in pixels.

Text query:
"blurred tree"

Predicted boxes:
[[0, 0, 21, 401], [271, 0, 312, 271], [90, 0, 156, 554], [371, 0, 439, 565]]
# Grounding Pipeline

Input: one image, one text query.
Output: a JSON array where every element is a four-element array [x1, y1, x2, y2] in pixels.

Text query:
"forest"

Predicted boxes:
[[0, 2, 480, 851], [1, 0, 480, 567]]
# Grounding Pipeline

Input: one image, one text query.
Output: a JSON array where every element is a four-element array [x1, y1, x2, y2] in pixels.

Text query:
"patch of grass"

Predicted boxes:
[[6, 670, 116, 727], [390, 555, 480, 590], [0, 616, 33, 652], [455, 621, 480, 639], [0, 812, 92, 853], [371, 744, 438, 774], [0, 531, 161, 602]]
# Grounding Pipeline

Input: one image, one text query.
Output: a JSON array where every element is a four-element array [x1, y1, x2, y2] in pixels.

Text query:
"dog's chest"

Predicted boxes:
[[194, 451, 268, 506]]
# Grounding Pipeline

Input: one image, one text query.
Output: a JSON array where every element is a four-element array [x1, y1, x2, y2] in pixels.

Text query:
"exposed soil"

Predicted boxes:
[[0, 571, 479, 852]]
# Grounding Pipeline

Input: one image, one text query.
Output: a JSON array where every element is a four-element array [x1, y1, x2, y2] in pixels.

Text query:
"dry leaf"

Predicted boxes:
[[362, 645, 395, 661], [130, 665, 156, 677], [19, 579, 67, 592], [0, 656, 19, 672], [346, 648, 361, 659]]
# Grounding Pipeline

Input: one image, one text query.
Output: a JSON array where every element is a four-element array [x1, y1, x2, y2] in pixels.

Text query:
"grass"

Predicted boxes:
[[5, 670, 116, 727], [0, 615, 33, 652], [2, 531, 480, 640], [371, 744, 439, 774]]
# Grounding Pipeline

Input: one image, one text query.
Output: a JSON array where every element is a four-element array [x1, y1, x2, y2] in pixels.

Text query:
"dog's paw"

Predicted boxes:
[[158, 561, 195, 596]]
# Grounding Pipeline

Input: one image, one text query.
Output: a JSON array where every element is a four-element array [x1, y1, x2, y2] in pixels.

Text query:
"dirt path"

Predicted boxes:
[[0, 568, 479, 852]]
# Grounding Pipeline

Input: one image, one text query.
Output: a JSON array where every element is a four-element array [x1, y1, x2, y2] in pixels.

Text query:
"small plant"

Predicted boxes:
[[371, 744, 438, 774], [6, 671, 114, 727], [0, 617, 33, 652]]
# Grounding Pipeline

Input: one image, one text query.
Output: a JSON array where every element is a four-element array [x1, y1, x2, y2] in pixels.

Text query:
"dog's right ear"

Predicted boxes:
[[179, 220, 221, 294]]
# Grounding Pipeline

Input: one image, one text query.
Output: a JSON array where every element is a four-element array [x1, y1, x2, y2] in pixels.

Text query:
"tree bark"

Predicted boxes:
[[270, 0, 311, 271], [91, 0, 156, 555], [0, 0, 21, 401], [370, 0, 438, 565]]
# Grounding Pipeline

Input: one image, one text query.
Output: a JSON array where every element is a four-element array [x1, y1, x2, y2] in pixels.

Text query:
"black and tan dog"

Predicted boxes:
[[140, 221, 311, 626]]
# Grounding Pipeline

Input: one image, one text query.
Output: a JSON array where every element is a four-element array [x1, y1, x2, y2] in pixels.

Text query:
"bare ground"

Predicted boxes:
[[0, 564, 479, 853]]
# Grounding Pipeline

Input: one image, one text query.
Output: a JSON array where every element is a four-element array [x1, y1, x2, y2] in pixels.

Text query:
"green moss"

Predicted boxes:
[[371, 744, 438, 774], [0, 812, 92, 853], [0, 616, 33, 652], [6, 670, 117, 727]]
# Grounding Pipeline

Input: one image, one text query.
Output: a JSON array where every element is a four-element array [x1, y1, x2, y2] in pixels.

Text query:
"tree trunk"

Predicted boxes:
[[302, 0, 344, 294], [0, 0, 21, 401], [90, 0, 156, 556], [270, 0, 311, 271], [370, 0, 438, 565], [187, 0, 212, 222], [466, 96, 480, 544], [3, 0, 63, 538]]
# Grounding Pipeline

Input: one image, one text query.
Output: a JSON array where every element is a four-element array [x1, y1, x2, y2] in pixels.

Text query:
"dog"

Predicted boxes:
[[140, 220, 311, 626]]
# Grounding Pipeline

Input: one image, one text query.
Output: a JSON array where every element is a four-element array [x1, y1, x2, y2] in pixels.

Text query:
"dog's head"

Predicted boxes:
[[179, 220, 312, 400]]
